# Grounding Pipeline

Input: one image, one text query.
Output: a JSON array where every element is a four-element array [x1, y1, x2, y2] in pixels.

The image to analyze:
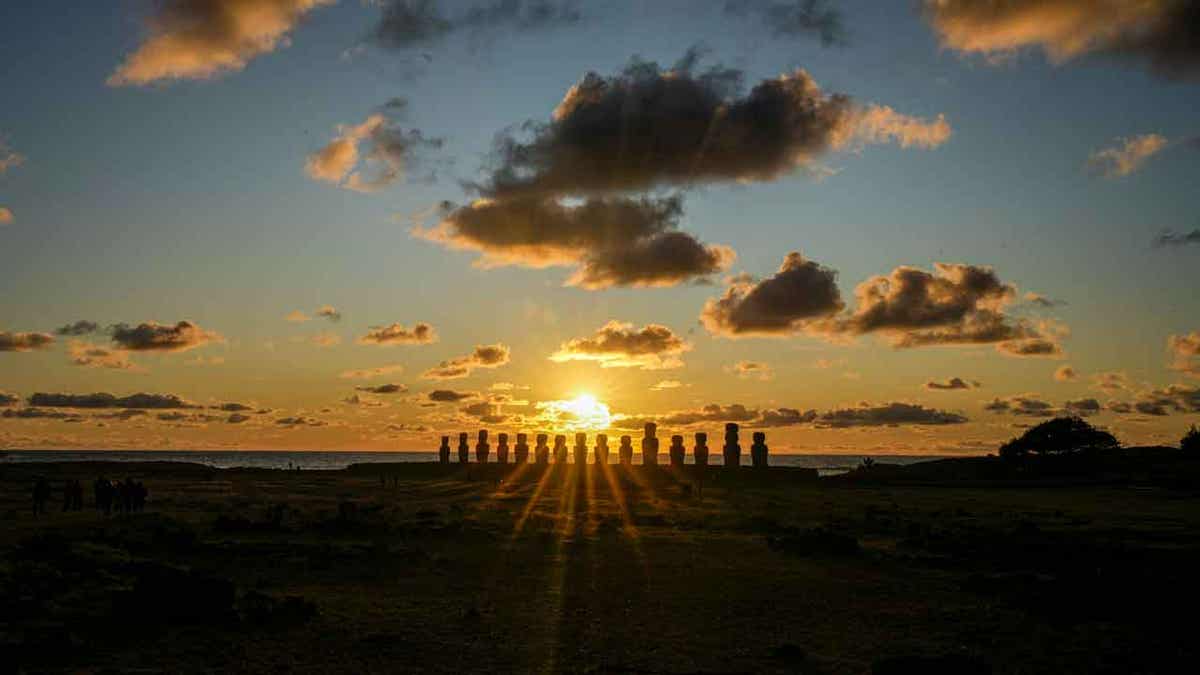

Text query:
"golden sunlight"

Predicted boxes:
[[555, 393, 613, 431]]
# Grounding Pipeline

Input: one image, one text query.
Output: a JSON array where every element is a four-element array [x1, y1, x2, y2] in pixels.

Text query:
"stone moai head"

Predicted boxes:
[[536, 433, 548, 445], [725, 423, 739, 436], [575, 432, 587, 445], [695, 432, 707, 446], [554, 434, 566, 446], [753, 431, 766, 444], [597, 433, 608, 447], [478, 429, 488, 442], [440, 435, 450, 447], [517, 432, 527, 444], [671, 435, 684, 447], [498, 432, 508, 444], [458, 432, 469, 444], [644, 422, 657, 438], [620, 435, 632, 448]]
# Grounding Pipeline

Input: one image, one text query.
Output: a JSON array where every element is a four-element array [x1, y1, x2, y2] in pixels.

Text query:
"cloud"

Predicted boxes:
[[983, 395, 1058, 418], [1086, 134, 1169, 178], [1092, 371, 1132, 392], [415, 195, 734, 288], [2, 408, 83, 421], [355, 383, 408, 394], [759, 407, 819, 427], [55, 320, 100, 336], [1131, 384, 1200, 416], [730, 361, 774, 380], [108, 0, 334, 86], [28, 392, 197, 409], [276, 416, 326, 427], [650, 380, 685, 391], [0, 207, 12, 225], [1024, 292, 1065, 308], [0, 331, 54, 352], [924, 377, 979, 390], [359, 322, 437, 345], [723, 0, 846, 45], [67, 341, 141, 371], [227, 413, 251, 424], [0, 141, 24, 174], [315, 305, 341, 322], [110, 320, 222, 352], [701, 252, 844, 337], [306, 113, 442, 193], [423, 343, 511, 379], [428, 389, 475, 402], [1155, 229, 1200, 247], [368, 0, 581, 50], [550, 321, 689, 369], [995, 338, 1065, 358], [1055, 365, 1079, 381], [1168, 331, 1200, 377], [1064, 397, 1102, 417], [343, 394, 386, 408], [814, 402, 968, 428], [310, 332, 341, 347], [922, 0, 1200, 80], [285, 310, 311, 322], [340, 364, 405, 379], [0, 392, 18, 406]]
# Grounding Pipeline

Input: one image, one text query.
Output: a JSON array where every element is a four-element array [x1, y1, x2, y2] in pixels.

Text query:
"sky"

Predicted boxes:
[[1, 0, 1198, 454]]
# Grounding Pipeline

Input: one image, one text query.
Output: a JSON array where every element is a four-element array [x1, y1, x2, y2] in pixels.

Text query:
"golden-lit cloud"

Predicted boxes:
[[309, 332, 341, 347], [306, 113, 442, 193], [67, 341, 141, 372], [550, 321, 690, 370], [110, 320, 223, 352], [28, 392, 197, 409], [1092, 370, 1132, 392], [1086, 134, 1169, 177], [55, 320, 100, 336], [422, 343, 511, 380], [846, 105, 953, 150], [729, 361, 774, 380], [649, 380, 685, 391], [0, 392, 19, 406], [925, 377, 979, 390], [0, 330, 54, 352], [358, 322, 437, 345], [340, 364, 405, 379], [428, 389, 475, 402], [0, 207, 13, 225], [354, 383, 407, 394], [108, 0, 335, 86], [1055, 365, 1079, 381], [1168, 331, 1200, 376]]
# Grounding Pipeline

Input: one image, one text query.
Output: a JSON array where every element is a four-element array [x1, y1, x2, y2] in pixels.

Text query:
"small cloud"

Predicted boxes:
[[306, 113, 442, 193], [285, 310, 311, 322], [924, 377, 979, 391], [310, 332, 341, 348], [423, 343, 511, 380], [1024, 292, 1065, 308], [1092, 371, 1132, 393], [359, 322, 437, 345], [1054, 365, 1078, 382], [650, 379, 685, 391], [110, 320, 222, 352], [315, 305, 341, 322], [550, 321, 690, 370], [0, 331, 55, 352], [0, 207, 13, 225], [1155, 229, 1200, 248], [67, 341, 141, 372], [55, 320, 100, 336], [340, 364, 405, 379], [1168, 331, 1200, 377], [428, 389, 475, 403], [729, 361, 774, 380], [1086, 134, 1169, 178], [355, 383, 407, 394]]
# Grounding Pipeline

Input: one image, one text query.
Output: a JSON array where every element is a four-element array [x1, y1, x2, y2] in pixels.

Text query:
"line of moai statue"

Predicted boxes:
[[595, 434, 609, 465], [553, 434, 569, 464], [475, 430, 490, 464], [723, 423, 741, 467], [514, 432, 530, 464], [535, 433, 550, 464], [669, 435, 686, 466], [497, 432, 509, 464], [573, 432, 588, 465], [458, 432, 470, 464], [642, 423, 659, 466], [694, 432, 709, 467], [439, 435, 451, 464], [751, 431, 769, 468], [619, 435, 633, 465]]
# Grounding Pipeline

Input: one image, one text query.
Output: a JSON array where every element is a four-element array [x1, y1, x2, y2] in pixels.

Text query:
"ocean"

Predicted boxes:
[[0, 450, 950, 476]]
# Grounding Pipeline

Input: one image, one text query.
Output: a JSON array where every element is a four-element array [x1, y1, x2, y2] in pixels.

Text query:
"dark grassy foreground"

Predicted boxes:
[[3, 459, 1199, 674]]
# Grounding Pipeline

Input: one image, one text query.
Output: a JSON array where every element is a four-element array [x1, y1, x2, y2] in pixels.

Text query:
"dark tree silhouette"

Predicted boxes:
[[1183, 425, 1200, 454], [999, 416, 1119, 461]]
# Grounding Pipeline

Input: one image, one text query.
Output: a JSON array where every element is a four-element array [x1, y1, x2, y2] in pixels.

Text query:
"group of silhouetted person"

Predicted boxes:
[[437, 422, 770, 468], [31, 476, 148, 517]]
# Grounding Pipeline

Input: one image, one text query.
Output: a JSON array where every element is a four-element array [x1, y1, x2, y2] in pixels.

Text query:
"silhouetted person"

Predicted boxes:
[[458, 432, 470, 464], [595, 434, 609, 465], [751, 431, 769, 468], [723, 423, 741, 468], [515, 433, 530, 464], [136, 481, 148, 511], [476, 429, 490, 464], [535, 433, 550, 465], [669, 435, 685, 466], [123, 478, 137, 512], [573, 432, 588, 465], [497, 432, 509, 464], [619, 435, 633, 466], [553, 434, 568, 464], [439, 436, 451, 464], [95, 477, 113, 515], [33, 478, 51, 516], [71, 480, 84, 511], [694, 432, 709, 468], [642, 422, 659, 466]]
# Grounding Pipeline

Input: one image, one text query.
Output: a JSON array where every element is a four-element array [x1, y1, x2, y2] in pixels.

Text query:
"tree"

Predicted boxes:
[[1183, 425, 1200, 455], [999, 416, 1120, 461]]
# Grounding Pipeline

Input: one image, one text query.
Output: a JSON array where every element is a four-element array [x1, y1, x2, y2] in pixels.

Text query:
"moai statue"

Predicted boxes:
[[458, 432, 470, 464], [642, 422, 660, 466], [497, 433, 510, 464], [618, 435, 634, 466], [515, 432, 530, 464], [595, 434, 609, 465], [438, 436, 451, 464], [693, 432, 709, 468], [553, 434, 569, 464], [723, 423, 741, 468], [573, 432, 588, 465], [751, 432, 769, 468], [669, 435, 686, 466], [534, 433, 550, 465], [476, 429, 490, 464]]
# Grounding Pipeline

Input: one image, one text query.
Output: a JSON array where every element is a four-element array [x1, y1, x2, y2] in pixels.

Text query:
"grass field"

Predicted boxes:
[[2, 460, 1198, 673]]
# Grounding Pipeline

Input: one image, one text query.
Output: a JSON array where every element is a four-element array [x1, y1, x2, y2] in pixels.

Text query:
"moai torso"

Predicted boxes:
[[438, 436, 451, 464], [553, 435, 569, 464], [475, 430, 490, 464], [573, 433, 588, 465], [534, 434, 550, 465], [458, 432, 470, 464], [751, 432, 769, 468], [694, 432, 709, 468], [618, 435, 634, 465], [515, 433, 530, 464], [669, 434, 686, 466], [497, 433, 509, 464], [723, 423, 741, 468], [595, 434, 609, 465], [642, 423, 659, 466]]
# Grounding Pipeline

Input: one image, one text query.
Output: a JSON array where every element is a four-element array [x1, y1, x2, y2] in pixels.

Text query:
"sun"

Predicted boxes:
[[559, 393, 612, 431]]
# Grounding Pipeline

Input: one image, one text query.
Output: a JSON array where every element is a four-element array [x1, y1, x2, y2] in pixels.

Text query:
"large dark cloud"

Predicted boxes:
[[724, 0, 846, 45], [423, 344, 511, 380], [815, 402, 968, 428], [110, 320, 222, 352], [922, 0, 1200, 80], [550, 321, 690, 370], [55, 320, 99, 336], [701, 252, 844, 337], [0, 331, 54, 352], [369, 0, 581, 50], [27, 392, 197, 409], [359, 322, 437, 345]]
